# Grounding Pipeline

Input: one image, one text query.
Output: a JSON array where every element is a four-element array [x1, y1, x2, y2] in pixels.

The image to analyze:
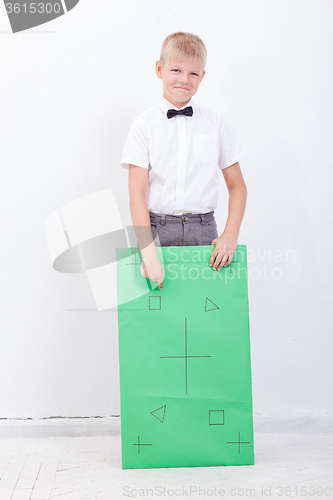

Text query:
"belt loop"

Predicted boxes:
[[161, 214, 166, 226], [200, 214, 205, 225]]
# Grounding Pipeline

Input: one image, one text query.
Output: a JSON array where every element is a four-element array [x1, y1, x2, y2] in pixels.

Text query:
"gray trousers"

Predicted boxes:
[[148, 210, 218, 247]]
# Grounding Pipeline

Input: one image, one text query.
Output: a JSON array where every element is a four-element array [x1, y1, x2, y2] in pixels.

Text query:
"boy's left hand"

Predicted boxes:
[[209, 232, 238, 270]]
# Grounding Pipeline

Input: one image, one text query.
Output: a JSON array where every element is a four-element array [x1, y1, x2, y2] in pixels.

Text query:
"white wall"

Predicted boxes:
[[0, 0, 332, 422]]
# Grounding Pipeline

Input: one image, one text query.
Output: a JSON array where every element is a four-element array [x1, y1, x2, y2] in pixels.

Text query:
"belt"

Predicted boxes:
[[149, 210, 215, 226]]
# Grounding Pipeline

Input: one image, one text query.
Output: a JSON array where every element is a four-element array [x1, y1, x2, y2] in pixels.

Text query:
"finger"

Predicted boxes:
[[209, 251, 217, 267], [213, 252, 223, 270], [214, 252, 229, 270], [217, 256, 228, 270], [223, 254, 233, 267], [218, 255, 230, 269], [218, 254, 230, 270], [140, 265, 148, 278], [158, 279, 163, 290]]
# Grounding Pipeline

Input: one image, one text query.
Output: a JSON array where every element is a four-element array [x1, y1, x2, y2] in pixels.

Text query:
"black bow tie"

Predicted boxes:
[[167, 106, 193, 119]]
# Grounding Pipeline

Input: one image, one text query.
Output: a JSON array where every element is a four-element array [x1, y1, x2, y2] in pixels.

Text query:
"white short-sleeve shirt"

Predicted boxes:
[[120, 96, 245, 215]]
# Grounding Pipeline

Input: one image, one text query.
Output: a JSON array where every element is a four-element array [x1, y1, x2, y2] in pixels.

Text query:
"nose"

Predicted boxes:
[[179, 73, 190, 85], [179, 81, 189, 88]]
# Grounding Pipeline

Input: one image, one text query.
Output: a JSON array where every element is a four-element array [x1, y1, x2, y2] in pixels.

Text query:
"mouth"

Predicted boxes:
[[175, 87, 190, 91]]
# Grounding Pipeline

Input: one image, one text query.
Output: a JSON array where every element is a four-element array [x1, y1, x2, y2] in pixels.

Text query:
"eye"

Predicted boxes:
[[191, 73, 199, 77], [172, 69, 180, 73]]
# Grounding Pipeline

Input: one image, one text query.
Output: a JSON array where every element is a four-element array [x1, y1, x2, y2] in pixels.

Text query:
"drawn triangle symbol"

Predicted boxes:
[[150, 404, 166, 423], [205, 298, 219, 312]]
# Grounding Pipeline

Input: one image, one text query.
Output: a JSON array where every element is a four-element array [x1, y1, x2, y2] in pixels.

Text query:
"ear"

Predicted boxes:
[[155, 60, 163, 79], [200, 70, 206, 83]]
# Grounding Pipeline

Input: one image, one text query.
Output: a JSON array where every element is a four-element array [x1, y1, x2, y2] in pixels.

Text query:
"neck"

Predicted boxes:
[[163, 95, 191, 109]]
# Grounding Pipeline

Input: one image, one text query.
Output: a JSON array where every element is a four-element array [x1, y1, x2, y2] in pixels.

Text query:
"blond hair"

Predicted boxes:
[[160, 32, 207, 69]]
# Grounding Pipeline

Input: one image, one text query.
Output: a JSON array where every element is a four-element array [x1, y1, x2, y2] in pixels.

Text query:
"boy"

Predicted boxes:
[[120, 32, 247, 291]]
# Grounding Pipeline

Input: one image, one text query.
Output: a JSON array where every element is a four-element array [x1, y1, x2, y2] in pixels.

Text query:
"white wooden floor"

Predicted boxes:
[[0, 417, 332, 500]]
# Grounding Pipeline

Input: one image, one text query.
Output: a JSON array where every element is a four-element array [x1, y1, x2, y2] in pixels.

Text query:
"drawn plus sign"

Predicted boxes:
[[227, 259, 240, 274], [126, 251, 142, 276], [160, 318, 211, 394], [227, 431, 251, 453], [132, 435, 152, 455]]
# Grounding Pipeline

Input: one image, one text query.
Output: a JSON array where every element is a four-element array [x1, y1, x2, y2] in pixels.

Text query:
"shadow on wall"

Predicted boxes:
[[45, 188, 163, 311]]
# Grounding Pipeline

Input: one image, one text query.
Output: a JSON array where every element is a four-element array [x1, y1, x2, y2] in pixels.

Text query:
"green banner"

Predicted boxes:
[[116, 244, 254, 469]]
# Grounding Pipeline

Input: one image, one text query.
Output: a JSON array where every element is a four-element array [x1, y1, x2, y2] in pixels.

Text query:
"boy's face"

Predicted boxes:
[[156, 56, 205, 108]]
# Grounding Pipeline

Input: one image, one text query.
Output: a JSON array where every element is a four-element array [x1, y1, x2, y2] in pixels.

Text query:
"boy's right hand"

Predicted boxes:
[[140, 255, 164, 290]]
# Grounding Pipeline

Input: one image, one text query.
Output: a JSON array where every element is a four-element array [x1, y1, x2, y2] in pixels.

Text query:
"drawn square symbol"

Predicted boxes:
[[149, 296, 161, 310], [209, 410, 224, 425]]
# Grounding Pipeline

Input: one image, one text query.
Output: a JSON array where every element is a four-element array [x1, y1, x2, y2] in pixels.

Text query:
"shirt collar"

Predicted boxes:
[[159, 96, 195, 118]]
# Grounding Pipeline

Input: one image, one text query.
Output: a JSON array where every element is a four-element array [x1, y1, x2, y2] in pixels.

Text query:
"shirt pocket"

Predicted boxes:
[[193, 134, 218, 163]]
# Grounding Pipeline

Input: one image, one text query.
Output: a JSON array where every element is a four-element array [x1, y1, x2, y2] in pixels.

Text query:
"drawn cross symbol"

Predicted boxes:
[[227, 431, 251, 453], [132, 435, 152, 455], [227, 260, 240, 274], [160, 318, 211, 394], [126, 251, 142, 276]]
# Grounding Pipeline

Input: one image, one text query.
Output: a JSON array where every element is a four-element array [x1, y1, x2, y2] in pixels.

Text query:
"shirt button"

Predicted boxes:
[[178, 189, 182, 194]]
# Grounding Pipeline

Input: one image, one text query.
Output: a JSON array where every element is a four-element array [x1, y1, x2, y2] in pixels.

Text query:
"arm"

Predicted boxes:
[[209, 162, 247, 270], [128, 164, 164, 289]]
